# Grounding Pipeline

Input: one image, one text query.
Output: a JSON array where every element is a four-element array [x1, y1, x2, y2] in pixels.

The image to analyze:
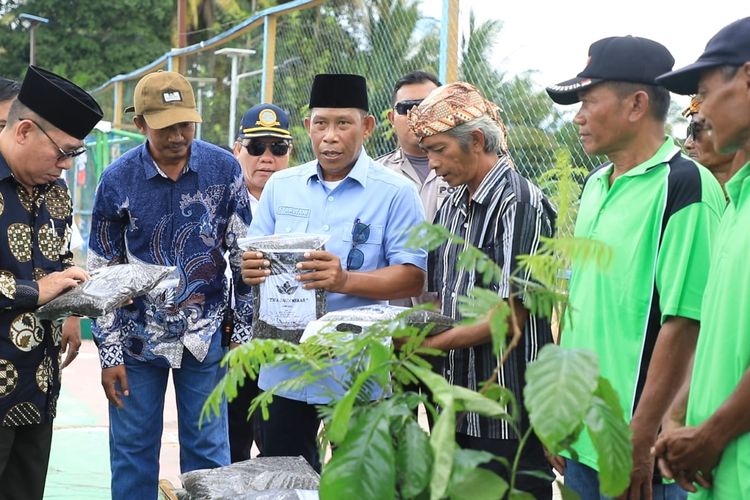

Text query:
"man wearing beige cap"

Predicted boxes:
[[88, 71, 253, 499], [0, 65, 102, 500], [407, 82, 556, 497]]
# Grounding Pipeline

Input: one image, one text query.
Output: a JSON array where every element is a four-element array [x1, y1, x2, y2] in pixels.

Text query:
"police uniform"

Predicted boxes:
[[377, 147, 453, 224]]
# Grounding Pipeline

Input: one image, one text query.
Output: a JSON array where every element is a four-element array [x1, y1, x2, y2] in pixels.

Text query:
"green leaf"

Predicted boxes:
[[448, 468, 508, 500], [449, 385, 511, 420], [429, 400, 456, 500], [396, 419, 433, 498], [320, 406, 396, 500], [556, 480, 582, 500], [449, 448, 498, 485], [585, 378, 632, 497], [488, 306, 510, 357], [524, 344, 599, 453]]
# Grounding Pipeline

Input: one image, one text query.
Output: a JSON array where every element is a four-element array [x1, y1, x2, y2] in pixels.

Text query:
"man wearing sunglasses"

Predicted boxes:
[[379, 71, 448, 224], [88, 71, 253, 499], [233, 103, 293, 214], [0, 65, 102, 500], [227, 103, 292, 463], [682, 95, 745, 192], [241, 73, 426, 472]]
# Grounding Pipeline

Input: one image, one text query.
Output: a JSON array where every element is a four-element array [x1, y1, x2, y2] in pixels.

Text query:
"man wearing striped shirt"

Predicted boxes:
[[408, 82, 556, 498]]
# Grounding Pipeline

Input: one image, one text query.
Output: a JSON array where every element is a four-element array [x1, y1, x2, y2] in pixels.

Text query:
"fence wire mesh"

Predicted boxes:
[[84, 0, 619, 242]]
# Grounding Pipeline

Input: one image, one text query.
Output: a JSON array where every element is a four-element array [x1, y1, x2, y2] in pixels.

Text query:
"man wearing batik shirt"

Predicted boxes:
[[88, 71, 252, 500], [0, 65, 102, 500], [408, 82, 556, 498]]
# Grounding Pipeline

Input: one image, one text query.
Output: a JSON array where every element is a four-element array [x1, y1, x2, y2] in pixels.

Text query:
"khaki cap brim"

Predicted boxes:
[[143, 107, 202, 130]]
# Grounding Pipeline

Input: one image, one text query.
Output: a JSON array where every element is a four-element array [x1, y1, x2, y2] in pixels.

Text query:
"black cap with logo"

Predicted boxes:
[[546, 36, 675, 105]]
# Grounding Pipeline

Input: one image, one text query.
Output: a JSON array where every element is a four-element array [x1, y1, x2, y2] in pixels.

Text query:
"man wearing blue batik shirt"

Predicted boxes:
[[88, 71, 252, 500], [241, 73, 427, 471]]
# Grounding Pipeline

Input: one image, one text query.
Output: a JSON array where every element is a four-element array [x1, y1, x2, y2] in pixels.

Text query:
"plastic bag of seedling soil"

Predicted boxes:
[[299, 304, 455, 343], [36, 262, 177, 322], [238, 233, 330, 343]]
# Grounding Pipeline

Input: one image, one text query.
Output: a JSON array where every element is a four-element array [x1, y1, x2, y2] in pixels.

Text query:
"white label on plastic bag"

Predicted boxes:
[[259, 273, 317, 329]]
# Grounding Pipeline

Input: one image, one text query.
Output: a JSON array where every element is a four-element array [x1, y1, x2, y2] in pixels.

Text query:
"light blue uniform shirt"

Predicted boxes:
[[250, 148, 427, 403]]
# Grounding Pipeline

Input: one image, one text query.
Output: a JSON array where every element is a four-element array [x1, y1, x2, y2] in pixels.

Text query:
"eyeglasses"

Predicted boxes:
[[21, 117, 87, 161], [686, 121, 705, 141], [394, 99, 424, 115], [244, 140, 290, 157], [346, 218, 370, 271]]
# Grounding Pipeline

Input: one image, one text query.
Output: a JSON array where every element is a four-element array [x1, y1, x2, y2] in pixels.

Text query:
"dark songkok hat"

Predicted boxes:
[[309, 74, 368, 111], [18, 65, 103, 140]]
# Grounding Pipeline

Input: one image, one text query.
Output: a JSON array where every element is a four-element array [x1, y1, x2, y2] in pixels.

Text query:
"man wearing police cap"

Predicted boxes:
[[88, 70, 252, 499], [227, 102, 293, 462], [0, 65, 102, 500], [241, 74, 426, 471]]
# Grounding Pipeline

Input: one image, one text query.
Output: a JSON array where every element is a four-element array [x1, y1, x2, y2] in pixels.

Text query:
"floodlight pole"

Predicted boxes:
[[19, 13, 50, 66], [215, 48, 256, 148]]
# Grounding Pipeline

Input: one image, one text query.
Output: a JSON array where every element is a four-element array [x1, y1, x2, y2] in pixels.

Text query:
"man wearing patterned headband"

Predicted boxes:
[[0, 65, 102, 500], [408, 81, 556, 497]]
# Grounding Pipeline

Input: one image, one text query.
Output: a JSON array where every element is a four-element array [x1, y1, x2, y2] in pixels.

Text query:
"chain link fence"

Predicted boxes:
[[83, 0, 610, 242]]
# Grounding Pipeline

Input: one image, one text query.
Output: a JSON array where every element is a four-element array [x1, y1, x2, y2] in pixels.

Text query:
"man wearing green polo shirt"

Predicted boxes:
[[653, 17, 750, 498], [546, 36, 725, 499]]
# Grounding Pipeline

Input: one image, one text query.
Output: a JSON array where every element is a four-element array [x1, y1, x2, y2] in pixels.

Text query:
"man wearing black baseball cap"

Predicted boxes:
[[653, 18, 750, 497], [0, 65, 102, 499], [546, 37, 725, 499]]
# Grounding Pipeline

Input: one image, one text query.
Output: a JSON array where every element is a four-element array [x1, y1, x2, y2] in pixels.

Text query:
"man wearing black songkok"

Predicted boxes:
[[240, 74, 427, 471], [0, 65, 102, 499]]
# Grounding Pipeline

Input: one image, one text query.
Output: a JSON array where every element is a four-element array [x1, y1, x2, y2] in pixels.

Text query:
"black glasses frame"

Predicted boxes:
[[394, 99, 424, 115], [686, 121, 705, 141], [243, 139, 290, 157], [346, 218, 371, 271], [21, 117, 87, 161]]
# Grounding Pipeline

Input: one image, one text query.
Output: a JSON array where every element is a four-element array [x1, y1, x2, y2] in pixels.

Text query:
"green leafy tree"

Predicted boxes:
[[203, 154, 630, 499], [0, 0, 173, 88]]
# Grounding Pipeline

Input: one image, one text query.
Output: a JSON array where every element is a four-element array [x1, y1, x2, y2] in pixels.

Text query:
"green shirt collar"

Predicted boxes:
[[725, 162, 750, 207], [595, 138, 681, 183]]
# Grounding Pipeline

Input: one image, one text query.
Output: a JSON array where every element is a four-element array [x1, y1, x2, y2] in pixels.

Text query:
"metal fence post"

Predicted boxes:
[[439, 0, 459, 84]]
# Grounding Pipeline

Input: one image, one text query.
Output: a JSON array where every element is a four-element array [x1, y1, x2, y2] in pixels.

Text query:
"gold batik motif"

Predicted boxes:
[[0, 271, 15, 301], [0, 359, 18, 398], [15, 185, 34, 212], [45, 185, 72, 219], [38, 223, 63, 261], [0, 191, 4, 217], [33, 268, 47, 280], [36, 356, 53, 393], [3, 402, 41, 426], [51, 322, 62, 346], [7, 223, 32, 262], [9, 313, 43, 352]]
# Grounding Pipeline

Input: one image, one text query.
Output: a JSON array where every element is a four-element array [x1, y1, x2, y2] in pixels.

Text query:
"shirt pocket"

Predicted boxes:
[[275, 214, 310, 234], [341, 224, 384, 270]]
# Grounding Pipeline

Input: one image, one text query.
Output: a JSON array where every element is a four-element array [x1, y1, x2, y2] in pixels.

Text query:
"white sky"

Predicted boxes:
[[421, 0, 749, 110]]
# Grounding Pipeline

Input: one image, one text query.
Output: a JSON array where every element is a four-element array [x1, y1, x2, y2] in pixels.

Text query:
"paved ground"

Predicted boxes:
[[45, 340, 181, 499], [44, 340, 561, 499]]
